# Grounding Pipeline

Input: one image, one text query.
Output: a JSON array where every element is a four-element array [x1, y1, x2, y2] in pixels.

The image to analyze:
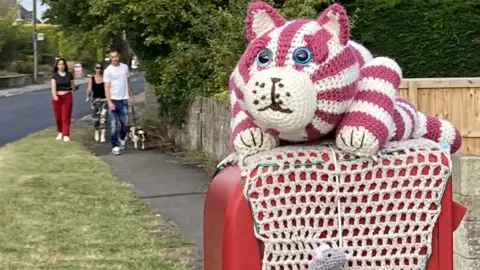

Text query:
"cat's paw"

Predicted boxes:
[[233, 127, 279, 157], [336, 126, 380, 157]]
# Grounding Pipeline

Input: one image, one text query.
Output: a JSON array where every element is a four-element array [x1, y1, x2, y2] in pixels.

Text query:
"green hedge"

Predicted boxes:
[[346, 0, 480, 78]]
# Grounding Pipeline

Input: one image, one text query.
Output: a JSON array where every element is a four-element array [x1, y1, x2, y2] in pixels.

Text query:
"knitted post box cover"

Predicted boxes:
[[219, 1, 464, 269], [217, 138, 453, 270], [228, 1, 462, 159]]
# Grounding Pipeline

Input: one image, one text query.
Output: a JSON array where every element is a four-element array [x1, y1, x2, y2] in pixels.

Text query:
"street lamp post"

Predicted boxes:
[[32, 0, 38, 83]]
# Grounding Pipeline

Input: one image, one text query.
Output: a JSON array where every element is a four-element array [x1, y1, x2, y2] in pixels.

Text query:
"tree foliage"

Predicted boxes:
[[42, 0, 480, 125], [43, 0, 333, 125], [0, 1, 23, 69], [41, 0, 103, 33], [41, 0, 113, 68]]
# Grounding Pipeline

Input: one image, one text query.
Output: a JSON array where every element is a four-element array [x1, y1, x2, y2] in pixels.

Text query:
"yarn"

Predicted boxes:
[[228, 1, 462, 158], [215, 137, 452, 270]]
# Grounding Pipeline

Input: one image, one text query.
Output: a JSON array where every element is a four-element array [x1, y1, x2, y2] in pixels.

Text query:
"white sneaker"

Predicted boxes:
[[94, 130, 100, 142], [119, 139, 126, 150], [63, 136, 71, 142], [100, 129, 106, 143], [56, 133, 63, 140], [112, 146, 121, 155]]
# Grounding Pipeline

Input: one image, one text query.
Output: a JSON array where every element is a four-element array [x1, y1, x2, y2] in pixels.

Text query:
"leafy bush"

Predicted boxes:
[[11, 61, 34, 74], [38, 64, 54, 74], [22, 24, 61, 60], [116, 0, 332, 126], [0, 18, 62, 71]]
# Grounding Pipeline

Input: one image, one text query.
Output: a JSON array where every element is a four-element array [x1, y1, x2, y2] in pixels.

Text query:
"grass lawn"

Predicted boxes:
[[0, 127, 194, 270]]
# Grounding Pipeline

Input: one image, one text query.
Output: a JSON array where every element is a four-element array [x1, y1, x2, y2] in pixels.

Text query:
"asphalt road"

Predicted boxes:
[[0, 76, 145, 146]]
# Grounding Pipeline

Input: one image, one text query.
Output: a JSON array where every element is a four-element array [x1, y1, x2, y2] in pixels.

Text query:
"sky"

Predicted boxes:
[[19, 0, 48, 20]]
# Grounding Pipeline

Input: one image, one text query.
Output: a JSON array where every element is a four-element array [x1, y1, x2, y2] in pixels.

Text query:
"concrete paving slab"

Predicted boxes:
[[81, 127, 209, 269]]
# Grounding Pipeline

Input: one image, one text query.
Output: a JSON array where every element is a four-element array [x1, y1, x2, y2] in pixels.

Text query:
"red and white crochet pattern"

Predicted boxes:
[[228, 1, 462, 158], [239, 138, 452, 270]]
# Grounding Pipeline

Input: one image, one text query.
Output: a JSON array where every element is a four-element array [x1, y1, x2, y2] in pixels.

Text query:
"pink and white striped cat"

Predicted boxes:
[[229, 1, 462, 157]]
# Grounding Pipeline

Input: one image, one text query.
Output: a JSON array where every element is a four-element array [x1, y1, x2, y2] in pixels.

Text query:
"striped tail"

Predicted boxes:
[[392, 97, 462, 153]]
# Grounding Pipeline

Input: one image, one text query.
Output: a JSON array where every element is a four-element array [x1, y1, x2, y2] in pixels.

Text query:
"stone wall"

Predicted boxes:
[[144, 82, 480, 269], [144, 83, 231, 161], [453, 154, 480, 269], [144, 83, 159, 119], [0, 73, 45, 90]]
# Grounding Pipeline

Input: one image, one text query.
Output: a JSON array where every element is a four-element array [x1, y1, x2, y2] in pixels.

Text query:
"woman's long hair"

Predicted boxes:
[[53, 58, 69, 73], [94, 62, 104, 75]]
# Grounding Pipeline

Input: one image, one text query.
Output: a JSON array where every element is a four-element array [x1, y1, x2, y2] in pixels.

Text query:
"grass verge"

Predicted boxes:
[[0, 127, 194, 270]]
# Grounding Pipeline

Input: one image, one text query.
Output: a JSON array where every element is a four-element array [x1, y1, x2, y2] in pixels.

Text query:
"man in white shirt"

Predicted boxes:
[[103, 49, 135, 155]]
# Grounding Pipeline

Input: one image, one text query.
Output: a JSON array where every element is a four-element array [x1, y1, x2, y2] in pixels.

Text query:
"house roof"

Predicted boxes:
[[6, 0, 42, 23]]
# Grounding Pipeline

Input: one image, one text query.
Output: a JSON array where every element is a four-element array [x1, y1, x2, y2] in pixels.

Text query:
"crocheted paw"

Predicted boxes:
[[336, 126, 380, 157], [233, 127, 279, 156]]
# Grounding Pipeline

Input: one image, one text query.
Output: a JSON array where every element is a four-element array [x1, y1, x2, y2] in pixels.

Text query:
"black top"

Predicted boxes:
[[91, 76, 106, 98], [52, 72, 74, 91]]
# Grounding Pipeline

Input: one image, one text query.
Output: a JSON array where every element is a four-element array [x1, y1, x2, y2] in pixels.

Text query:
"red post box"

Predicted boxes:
[[204, 143, 466, 270]]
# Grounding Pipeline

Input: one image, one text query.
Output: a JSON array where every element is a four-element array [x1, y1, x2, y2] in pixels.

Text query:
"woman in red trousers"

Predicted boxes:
[[51, 58, 75, 142]]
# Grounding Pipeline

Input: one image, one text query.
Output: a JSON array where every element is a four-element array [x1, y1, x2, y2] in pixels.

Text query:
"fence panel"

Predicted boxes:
[[399, 78, 480, 155]]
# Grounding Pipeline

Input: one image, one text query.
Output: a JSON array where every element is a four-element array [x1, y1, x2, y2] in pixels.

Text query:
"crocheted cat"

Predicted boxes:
[[228, 1, 462, 157], [308, 244, 349, 270]]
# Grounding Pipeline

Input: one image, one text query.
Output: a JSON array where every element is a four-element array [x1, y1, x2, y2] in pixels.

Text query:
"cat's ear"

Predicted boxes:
[[313, 248, 324, 260], [245, 1, 286, 42], [319, 244, 331, 252], [317, 4, 350, 45], [313, 244, 331, 259]]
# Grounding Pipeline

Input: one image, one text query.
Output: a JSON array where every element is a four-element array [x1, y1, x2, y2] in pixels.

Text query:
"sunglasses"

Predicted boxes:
[[95, 67, 102, 69]]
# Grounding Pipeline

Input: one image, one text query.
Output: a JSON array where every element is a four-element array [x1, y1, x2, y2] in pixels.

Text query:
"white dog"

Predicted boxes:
[[126, 126, 147, 150]]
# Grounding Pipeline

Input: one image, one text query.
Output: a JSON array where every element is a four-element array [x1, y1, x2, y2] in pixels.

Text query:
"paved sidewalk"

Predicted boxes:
[[0, 77, 89, 98], [77, 96, 209, 269]]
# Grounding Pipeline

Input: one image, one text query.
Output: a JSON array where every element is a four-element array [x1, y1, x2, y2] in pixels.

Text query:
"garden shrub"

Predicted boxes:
[[345, 0, 480, 78]]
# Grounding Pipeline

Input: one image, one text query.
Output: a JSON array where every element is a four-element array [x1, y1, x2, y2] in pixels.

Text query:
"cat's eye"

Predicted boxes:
[[293, 47, 312, 65], [256, 48, 273, 67]]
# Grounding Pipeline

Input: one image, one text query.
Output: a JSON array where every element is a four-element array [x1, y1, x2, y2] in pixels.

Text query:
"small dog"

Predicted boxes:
[[126, 125, 147, 150]]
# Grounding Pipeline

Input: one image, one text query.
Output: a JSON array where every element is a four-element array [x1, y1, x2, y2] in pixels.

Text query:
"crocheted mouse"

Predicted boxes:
[[308, 244, 349, 270], [228, 1, 462, 157]]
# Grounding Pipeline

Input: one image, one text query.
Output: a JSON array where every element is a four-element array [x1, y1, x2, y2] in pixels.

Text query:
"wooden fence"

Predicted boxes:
[[398, 78, 479, 155]]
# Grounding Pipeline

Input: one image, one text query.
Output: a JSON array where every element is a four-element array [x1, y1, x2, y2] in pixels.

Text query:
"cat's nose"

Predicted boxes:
[[271, 77, 282, 84]]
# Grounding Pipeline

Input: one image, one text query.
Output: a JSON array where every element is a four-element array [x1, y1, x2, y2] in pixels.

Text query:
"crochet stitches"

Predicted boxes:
[[238, 138, 452, 270], [229, 1, 462, 158]]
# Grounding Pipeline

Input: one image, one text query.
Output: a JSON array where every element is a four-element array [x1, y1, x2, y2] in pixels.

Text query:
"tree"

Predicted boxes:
[[41, 0, 103, 33], [41, 0, 113, 68], [0, 1, 31, 70]]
